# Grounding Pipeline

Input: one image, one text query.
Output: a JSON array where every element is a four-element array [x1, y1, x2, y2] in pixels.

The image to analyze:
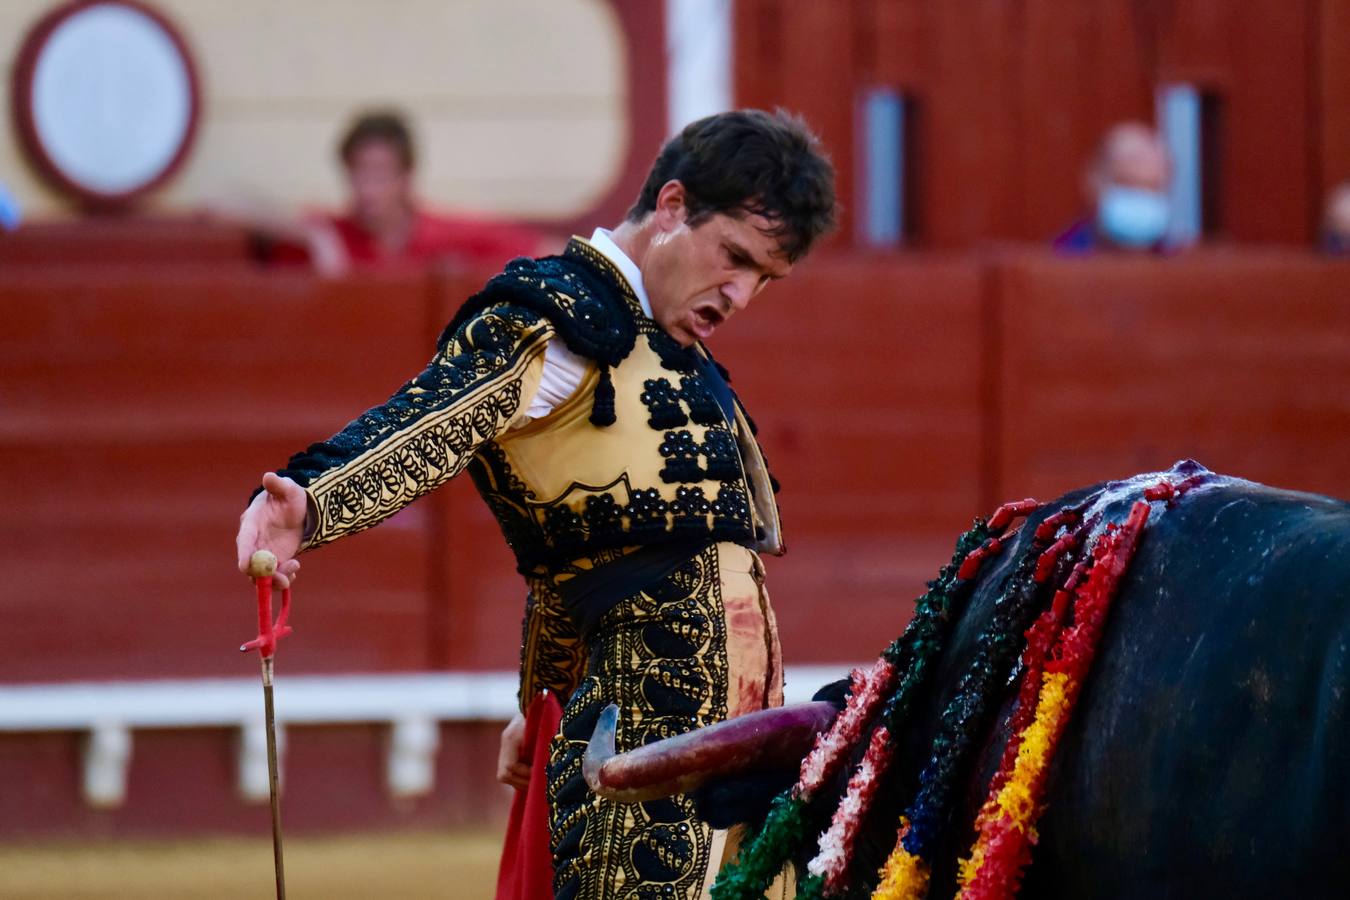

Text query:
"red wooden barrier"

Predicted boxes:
[[1319, 0, 1350, 197], [991, 250, 1350, 501], [0, 218, 253, 266], [0, 269, 439, 682]]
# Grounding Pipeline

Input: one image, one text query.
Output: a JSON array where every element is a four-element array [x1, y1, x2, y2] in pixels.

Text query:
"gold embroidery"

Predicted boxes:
[[519, 583, 588, 711], [547, 543, 731, 899], [301, 316, 552, 549]]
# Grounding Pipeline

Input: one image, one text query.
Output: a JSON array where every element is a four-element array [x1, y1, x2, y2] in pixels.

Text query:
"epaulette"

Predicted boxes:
[[439, 255, 639, 426]]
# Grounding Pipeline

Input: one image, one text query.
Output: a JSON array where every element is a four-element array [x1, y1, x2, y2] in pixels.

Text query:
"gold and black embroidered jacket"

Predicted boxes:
[[271, 237, 782, 573]]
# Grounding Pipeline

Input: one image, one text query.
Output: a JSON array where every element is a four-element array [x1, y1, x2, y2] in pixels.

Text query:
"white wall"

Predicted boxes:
[[1, 0, 629, 219]]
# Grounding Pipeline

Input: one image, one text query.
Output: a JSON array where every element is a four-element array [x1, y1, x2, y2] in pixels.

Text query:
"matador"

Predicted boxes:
[[235, 108, 837, 899]]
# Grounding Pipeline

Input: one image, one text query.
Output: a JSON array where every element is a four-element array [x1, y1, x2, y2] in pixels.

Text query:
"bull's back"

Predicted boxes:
[[897, 474, 1350, 899], [1035, 481, 1350, 898]]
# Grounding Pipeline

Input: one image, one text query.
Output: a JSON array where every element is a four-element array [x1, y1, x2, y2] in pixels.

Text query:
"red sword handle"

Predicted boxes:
[[241, 550, 294, 658]]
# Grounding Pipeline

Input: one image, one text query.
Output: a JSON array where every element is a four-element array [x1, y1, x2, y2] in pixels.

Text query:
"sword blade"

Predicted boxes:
[[262, 656, 287, 900]]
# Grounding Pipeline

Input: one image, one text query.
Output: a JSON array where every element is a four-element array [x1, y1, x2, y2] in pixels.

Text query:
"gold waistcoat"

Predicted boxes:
[[467, 240, 782, 573]]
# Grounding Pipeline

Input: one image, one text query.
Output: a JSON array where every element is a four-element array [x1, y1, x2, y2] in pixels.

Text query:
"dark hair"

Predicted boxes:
[[338, 110, 416, 170], [626, 109, 837, 261]]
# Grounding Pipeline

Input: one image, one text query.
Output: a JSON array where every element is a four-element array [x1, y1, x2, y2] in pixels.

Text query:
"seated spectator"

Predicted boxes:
[[216, 109, 551, 276], [1321, 182, 1350, 255], [1054, 122, 1174, 255]]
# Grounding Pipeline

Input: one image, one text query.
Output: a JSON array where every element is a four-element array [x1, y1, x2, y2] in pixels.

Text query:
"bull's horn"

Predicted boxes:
[[583, 700, 839, 803]]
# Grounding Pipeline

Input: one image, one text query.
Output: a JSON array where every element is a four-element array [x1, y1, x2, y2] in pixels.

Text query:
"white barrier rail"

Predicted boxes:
[[0, 666, 850, 808]]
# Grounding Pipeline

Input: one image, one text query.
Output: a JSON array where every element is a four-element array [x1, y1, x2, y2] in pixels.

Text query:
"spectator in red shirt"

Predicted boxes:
[[223, 109, 551, 275]]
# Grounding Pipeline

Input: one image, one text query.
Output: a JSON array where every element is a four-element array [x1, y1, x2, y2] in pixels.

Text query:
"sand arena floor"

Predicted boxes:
[[0, 829, 502, 899]]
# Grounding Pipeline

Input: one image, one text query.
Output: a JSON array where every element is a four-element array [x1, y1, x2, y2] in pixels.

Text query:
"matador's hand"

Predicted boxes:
[[497, 712, 531, 789], [236, 472, 306, 590]]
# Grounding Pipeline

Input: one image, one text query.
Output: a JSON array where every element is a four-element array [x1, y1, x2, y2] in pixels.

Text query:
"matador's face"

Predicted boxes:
[[641, 181, 793, 347]]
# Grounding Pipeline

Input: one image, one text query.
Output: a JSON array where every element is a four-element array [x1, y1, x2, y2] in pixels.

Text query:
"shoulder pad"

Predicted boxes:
[[439, 255, 638, 367]]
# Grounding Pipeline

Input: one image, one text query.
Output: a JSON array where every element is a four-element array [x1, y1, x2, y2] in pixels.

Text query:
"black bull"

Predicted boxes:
[[586, 465, 1350, 898]]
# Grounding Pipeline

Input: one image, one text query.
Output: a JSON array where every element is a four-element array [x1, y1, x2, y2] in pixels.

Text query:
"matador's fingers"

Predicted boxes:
[[274, 558, 301, 589], [501, 762, 531, 790]]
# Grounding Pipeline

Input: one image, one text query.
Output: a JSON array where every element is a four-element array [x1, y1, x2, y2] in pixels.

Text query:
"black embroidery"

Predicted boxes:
[[583, 493, 625, 543], [679, 375, 723, 427], [545, 543, 729, 900], [647, 331, 699, 372], [627, 488, 671, 532], [437, 248, 641, 427], [670, 487, 713, 534], [591, 363, 616, 427], [274, 306, 543, 491], [641, 378, 688, 429], [266, 307, 547, 548], [719, 368, 784, 495], [442, 257, 635, 363], [544, 503, 586, 539], [517, 588, 587, 712], [659, 430, 705, 483], [711, 483, 751, 531], [562, 239, 649, 321], [469, 393, 766, 571], [467, 442, 537, 555], [480, 476, 764, 573], [701, 427, 742, 482], [640, 371, 735, 434]]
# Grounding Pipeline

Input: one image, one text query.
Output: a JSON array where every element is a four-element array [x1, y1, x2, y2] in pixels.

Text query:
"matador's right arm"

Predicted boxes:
[[259, 301, 589, 708], [266, 304, 553, 551]]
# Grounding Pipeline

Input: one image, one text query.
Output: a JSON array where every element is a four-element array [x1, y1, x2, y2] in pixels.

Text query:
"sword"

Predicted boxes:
[[241, 549, 294, 900]]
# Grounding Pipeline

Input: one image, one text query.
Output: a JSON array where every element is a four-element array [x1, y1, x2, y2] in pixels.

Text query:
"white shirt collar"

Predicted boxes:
[[588, 227, 654, 319]]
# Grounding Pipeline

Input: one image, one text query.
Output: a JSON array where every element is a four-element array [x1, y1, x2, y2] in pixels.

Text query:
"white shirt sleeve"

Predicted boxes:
[[514, 230, 646, 426], [517, 337, 588, 425]]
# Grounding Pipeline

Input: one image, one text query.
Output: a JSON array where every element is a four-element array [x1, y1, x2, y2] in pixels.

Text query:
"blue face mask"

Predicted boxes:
[[1097, 186, 1170, 249]]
